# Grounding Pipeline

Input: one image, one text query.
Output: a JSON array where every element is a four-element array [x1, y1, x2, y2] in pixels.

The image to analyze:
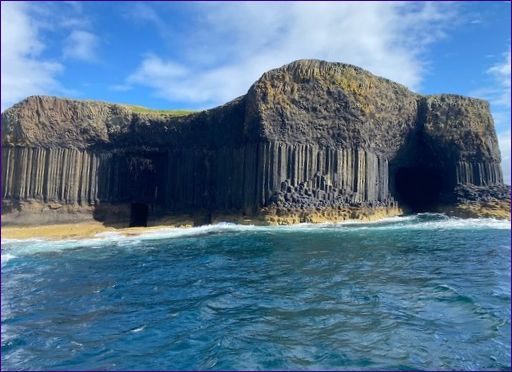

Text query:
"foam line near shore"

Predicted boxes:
[[2, 214, 509, 265]]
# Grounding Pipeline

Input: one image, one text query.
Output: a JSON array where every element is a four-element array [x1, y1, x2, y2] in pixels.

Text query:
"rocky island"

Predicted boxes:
[[2, 60, 510, 233]]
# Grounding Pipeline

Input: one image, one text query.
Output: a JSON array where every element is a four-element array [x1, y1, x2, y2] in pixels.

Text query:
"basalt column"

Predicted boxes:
[[2, 60, 508, 224]]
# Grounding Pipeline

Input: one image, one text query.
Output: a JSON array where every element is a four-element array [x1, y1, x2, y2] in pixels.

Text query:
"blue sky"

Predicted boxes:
[[1, 1, 510, 182]]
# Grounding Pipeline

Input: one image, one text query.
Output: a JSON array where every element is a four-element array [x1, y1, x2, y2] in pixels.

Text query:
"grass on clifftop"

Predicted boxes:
[[123, 105, 197, 117]]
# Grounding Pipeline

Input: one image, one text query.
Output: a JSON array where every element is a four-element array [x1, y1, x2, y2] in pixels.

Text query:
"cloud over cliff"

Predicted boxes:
[[1, 2, 62, 112], [123, 2, 456, 107]]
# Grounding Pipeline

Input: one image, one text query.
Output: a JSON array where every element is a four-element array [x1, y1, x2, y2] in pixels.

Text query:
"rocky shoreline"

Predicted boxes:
[[2, 60, 509, 228], [3, 202, 509, 241]]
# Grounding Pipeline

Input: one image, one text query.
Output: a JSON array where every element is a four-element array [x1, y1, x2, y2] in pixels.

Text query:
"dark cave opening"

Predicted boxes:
[[394, 167, 443, 213], [129, 203, 149, 227]]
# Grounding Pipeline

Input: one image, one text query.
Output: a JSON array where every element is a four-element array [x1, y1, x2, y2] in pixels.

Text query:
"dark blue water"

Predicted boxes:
[[2, 214, 510, 370]]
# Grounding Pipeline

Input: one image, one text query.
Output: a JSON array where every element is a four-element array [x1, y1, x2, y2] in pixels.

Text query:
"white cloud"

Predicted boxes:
[[471, 49, 511, 110], [487, 49, 511, 108], [126, 2, 166, 31], [480, 49, 511, 184], [1, 2, 101, 111], [109, 84, 132, 92], [498, 130, 511, 184], [63, 30, 98, 62], [1, 2, 63, 111], [122, 2, 457, 108]]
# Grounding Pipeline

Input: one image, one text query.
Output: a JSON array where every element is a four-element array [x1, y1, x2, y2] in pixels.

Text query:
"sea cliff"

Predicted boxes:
[[2, 60, 509, 228]]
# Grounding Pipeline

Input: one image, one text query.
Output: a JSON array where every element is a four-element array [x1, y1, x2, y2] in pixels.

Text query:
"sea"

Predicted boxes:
[[1, 213, 510, 370]]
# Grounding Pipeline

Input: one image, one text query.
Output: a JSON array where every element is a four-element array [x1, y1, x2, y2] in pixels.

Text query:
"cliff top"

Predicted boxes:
[[261, 59, 413, 94], [5, 95, 198, 118], [258, 59, 489, 102], [2, 59, 496, 156]]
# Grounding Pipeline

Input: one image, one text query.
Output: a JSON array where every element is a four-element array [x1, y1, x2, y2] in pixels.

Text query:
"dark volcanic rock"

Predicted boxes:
[[1, 59, 508, 224], [452, 184, 510, 204], [245, 60, 419, 156]]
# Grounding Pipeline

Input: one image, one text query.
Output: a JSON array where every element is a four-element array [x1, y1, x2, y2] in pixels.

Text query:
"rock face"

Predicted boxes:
[[2, 60, 509, 226]]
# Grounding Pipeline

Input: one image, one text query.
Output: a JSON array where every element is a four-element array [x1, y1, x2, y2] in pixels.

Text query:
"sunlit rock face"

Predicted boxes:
[[2, 60, 508, 225]]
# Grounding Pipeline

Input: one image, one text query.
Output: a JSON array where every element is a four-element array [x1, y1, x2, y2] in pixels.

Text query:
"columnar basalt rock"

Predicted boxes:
[[2, 60, 509, 225]]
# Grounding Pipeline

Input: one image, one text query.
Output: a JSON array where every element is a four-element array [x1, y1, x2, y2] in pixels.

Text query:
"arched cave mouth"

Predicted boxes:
[[394, 166, 442, 213], [130, 203, 149, 227]]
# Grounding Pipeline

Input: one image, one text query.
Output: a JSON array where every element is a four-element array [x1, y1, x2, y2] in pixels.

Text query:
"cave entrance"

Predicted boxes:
[[394, 167, 442, 213], [129, 203, 148, 227]]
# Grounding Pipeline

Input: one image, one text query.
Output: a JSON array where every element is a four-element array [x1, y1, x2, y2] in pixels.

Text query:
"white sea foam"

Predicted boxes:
[[130, 325, 146, 333], [1, 215, 508, 262], [1, 254, 16, 264], [368, 214, 511, 231], [260, 214, 510, 231]]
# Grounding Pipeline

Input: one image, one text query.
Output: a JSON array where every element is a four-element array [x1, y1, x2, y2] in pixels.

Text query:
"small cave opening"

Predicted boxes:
[[394, 166, 443, 213], [129, 203, 149, 227]]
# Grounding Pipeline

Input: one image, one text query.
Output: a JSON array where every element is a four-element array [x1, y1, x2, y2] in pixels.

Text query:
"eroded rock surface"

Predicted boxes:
[[2, 60, 508, 225]]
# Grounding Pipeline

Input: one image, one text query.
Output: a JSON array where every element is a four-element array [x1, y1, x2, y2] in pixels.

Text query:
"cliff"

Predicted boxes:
[[2, 60, 509, 226]]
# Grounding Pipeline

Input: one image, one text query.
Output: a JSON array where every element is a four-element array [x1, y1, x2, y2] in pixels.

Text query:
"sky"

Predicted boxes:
[[1, 1, 510, 182]]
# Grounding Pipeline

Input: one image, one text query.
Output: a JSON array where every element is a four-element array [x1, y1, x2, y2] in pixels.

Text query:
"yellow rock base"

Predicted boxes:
[[260, 206, 404, 225], [437, 200, 510, 220], [2, 207, 404, 240]]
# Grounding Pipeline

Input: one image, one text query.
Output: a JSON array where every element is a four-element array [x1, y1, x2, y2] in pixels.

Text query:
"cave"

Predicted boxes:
[[129, 203, 149, 227], [394, 166, 442, 212]]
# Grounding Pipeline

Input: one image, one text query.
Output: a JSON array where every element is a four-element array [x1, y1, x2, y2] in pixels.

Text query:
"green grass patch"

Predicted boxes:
[[122, 105, 197, 117], [64, 97, 199, 118]]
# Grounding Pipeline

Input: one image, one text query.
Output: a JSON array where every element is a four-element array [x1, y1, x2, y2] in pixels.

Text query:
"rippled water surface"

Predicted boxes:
[[2, 214, 511, 370]]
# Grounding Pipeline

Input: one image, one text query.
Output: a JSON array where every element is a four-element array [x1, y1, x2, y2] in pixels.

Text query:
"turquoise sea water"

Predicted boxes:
[[1, 214, 510, 370]]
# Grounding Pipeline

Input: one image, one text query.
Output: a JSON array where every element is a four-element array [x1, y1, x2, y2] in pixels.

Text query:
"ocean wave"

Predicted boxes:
[[333, 214, 511, 231], [1, 214, 509, 262], [272, 213, 510, 231], [1, 254, 16, 264], [0, 223, 258, 261]]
